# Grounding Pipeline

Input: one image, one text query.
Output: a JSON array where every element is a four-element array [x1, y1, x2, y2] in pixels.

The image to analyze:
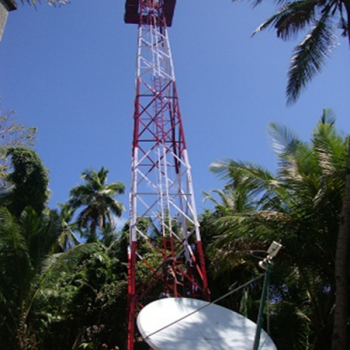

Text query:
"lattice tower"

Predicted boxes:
[[125, 1, 210, 349]]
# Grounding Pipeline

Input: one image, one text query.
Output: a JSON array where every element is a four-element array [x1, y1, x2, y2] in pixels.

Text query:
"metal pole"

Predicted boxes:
[[253, 260, 271, 350]]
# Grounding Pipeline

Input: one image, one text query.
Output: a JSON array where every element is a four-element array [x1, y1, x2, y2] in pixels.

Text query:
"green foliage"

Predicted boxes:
[[3, 147, 49, 217], [68, 167, 125, 242], [204, 111, 348, 350], [0, 207, 62, 349], [0, 202, 124, 350], [0, 146, 128, 349], [56, 202, 80, 251], [242, 0, 343, 103], [35, 241, 127, 350], [0, 112, 37, 190]]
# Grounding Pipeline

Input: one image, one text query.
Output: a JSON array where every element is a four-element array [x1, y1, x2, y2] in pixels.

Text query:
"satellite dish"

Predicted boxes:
[[137, 297, 277, 350]]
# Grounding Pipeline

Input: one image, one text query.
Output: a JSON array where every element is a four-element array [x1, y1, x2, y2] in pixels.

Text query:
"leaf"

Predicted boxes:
[[286, 16, 337, 104]]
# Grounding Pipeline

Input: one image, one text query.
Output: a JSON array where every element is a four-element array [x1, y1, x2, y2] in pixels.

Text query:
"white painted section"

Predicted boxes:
[[137, 297, 278, 350]]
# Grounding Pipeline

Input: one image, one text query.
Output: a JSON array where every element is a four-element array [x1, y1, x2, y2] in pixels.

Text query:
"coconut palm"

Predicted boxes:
[[68, 167, 125, 241], [0, 206, 101, 350], [203, 182, 256, 217], [332, 138, 350, 350], [57, 202, 80, 251], [208, 110, 348, 350], [238, 0, 348, 104], [0, 207, 61, 349]]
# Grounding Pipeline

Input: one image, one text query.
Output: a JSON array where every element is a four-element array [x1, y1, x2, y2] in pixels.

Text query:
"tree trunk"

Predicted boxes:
[[331, 139, 350, 350]]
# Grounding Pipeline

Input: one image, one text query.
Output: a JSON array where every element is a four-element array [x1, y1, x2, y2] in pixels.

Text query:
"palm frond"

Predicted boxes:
[[202, 190, 221, 207], [210, 158, 284, 211], [0, 207, 26, 253], [253, 0, 317, 39], [22, 243, 99, 322], [286, 16, 337, 104], [19, 207, 61, 273], [313, 112, 347, 177], [58, 202, 75, 222], [104, 182, 125, 195], [58, 224, 80, 250], [219, 187, 236, 208], [210, 159, 274, 189], [268, 121, 301, 155], [320, 108, 336, 125], [253, 9, 287, 34], [278, 142, 315, 181], [0, 208, 30, 302], [233, 0, 292, 8]]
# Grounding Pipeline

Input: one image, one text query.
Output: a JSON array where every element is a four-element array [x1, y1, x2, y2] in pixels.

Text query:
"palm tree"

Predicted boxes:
[[0, 207, 61, 349], [237, 0, 348, 104], [208, 110, 348, 350], [332, 138, 350, 350], [57, 202, 80, 251], [201, 177, 269, 314], [68, 167, 125, 241], [203, 182, 256, 217], [0, 206, 100, 350]]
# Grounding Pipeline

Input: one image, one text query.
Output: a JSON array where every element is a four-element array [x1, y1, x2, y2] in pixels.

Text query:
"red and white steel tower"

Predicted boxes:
[[125, 1, 209, 349]]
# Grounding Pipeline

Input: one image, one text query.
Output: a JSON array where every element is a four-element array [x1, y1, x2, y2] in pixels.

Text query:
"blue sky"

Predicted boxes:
[[1, 0, 349, 217]]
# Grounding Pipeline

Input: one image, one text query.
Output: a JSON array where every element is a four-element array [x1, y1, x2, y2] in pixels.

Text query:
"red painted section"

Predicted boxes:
[[197, 241, 210, 301], [132, 79, 141, 150]]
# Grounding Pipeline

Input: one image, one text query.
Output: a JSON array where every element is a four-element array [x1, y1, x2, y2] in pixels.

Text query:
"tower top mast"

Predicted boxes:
[[124, 0, 177, 26]]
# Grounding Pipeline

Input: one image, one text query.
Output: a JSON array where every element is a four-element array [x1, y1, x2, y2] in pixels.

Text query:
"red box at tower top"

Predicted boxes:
[[124, 0, 176, 27]]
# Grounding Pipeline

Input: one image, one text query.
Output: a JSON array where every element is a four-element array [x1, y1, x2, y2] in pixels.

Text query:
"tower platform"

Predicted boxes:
[[124, 0, 176, 27]]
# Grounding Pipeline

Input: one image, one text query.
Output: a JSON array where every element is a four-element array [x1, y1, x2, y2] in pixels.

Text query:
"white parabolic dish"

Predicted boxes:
[[137, 297, 277, 350]]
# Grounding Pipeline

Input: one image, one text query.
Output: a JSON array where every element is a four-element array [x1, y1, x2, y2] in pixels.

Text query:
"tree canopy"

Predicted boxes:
[[236, 0, 350, 103], [68, 167, 125, 242], [0, 111, 37, 190], [2, 147, 49, 217], [205, 110, 349, 350]]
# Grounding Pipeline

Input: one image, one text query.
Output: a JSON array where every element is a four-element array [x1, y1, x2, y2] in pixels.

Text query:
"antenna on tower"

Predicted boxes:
[[124, 1, 210, 349]]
